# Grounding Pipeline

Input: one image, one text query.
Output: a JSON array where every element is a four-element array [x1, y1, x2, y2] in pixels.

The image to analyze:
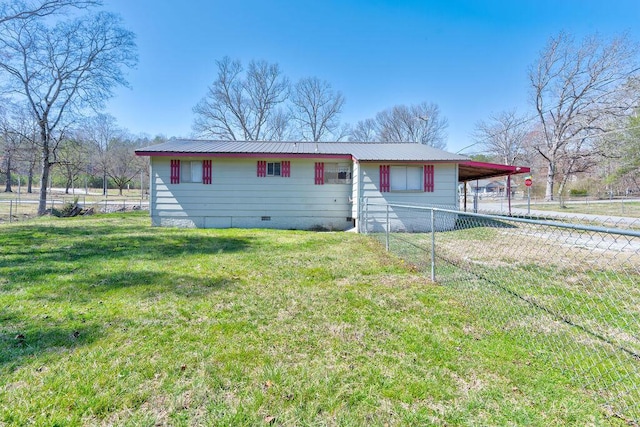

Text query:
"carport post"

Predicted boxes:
[[430, 209, 436, 282]]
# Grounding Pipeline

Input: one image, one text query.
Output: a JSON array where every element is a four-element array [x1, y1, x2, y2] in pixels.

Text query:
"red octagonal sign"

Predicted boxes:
[[525, 178, 532, 187]]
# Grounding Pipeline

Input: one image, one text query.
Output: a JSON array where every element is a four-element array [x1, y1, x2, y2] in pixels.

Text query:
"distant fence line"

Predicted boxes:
[[363, 201, 640, 423], [0, 197, 149, 224]]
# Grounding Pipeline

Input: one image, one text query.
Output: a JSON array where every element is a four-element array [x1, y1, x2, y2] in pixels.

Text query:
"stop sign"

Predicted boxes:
[[525, 177, 532, 187]]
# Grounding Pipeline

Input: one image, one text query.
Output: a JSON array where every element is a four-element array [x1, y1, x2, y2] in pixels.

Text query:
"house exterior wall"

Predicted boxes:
[[149, 157, 354, 230], [359, 162, 459, 232]]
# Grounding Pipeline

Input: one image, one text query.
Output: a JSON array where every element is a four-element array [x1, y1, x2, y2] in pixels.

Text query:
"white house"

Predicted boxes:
[[467, 178, 518, 197], [135, 140, 524, 231]]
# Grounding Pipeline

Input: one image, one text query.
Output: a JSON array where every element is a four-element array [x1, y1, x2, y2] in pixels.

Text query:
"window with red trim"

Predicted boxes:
[[171, 159, 213, 184], [258, 160, 290, 178]]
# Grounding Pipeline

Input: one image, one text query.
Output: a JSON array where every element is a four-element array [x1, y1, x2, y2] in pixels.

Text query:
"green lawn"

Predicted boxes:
[[0, 213, 617, 426], [517, 200, 640, 218]]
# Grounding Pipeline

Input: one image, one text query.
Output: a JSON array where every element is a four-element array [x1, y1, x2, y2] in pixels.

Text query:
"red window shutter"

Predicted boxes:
[[170, 159, 180, 184], [424, 164, 434, 192], [203, 160, 212, 184], [257, 161, 266, 177], [315, 162, 324, 185], [380, 165, 390, 192], [282, 161, 290, 177]]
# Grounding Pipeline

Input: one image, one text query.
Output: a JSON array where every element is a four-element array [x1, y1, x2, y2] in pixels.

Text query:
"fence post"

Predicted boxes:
[[430, 208, 436, 282], [385, 204, 390, 251], [9, 200, 13, 223]]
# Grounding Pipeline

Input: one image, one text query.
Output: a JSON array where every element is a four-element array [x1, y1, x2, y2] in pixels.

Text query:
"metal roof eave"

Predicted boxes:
[[458, 161, 531, 182]]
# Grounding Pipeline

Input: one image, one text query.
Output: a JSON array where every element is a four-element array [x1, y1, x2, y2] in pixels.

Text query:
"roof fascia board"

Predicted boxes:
[[135, 152, 354, 160], [357, 160, 463, 164], [460, 160, 530, 174]]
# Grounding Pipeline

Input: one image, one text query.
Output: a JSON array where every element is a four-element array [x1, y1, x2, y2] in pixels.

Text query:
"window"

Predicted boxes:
[[324, 163, 352, 184], [258, 160, 290, 177], [170, 159, 212, 184], [390, 166, 422, 191], [181, 161, 203, 183], [267, 162, 281, 176]]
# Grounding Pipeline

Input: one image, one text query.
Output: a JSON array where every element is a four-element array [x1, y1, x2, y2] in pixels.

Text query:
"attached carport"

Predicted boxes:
[[458, 161, 531, 215]]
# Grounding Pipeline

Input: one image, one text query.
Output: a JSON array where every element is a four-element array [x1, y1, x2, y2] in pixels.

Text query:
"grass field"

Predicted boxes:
[[377, 216, 640, 424], [517, 200, 640, 218], [0, 212, 620, 426]]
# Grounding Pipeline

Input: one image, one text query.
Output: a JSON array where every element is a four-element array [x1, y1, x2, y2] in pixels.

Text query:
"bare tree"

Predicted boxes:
[[347, 102, 448, 147], [1, 105, 41, 193], [607, 110, 640, 193], [0, 0, 99, 24], [0, 103, 40, 192], [348, 118, 378, 142], [0, 9, 137, 214], [79, 114, 125, 195], [473, 110, 530, 165], [349, 102, 448, 148], [55, 134, 92, 194], [529, 32, 639, 201], [193, 57, 290, 141], [105, 136, 146, 195], [263, 108, 292, 141], [290, 77, 345, 142]]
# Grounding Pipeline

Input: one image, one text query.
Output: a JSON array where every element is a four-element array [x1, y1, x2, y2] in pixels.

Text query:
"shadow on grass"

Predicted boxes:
[[0, 223, 253, 288], [31, 270, 240, 304], [0, 270, 237, 370], [0, 308, 102, 369]]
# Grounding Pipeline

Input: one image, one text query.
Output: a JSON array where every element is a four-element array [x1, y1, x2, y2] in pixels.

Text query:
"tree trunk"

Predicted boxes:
[[27, 168, 33, 193], [4, 157, 12, 192], [557, 179, 568, 208], [37, 134, 50, 216], [545, 159, 555, 201]]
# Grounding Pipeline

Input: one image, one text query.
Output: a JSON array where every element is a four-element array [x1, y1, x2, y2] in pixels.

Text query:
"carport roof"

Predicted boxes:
[[458, 161, 530, 182]]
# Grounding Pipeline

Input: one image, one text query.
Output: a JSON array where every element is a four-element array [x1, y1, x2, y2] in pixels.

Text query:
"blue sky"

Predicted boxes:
[[102, 0, 640, 153]]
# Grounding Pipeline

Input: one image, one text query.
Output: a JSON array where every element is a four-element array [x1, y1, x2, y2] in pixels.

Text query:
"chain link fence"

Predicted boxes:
[[0, 196, 149, 224], [363, 202, 640, 423]]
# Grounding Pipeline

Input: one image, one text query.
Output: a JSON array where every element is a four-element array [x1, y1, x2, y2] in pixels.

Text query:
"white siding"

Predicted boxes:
[[351, 160, 360, 227], [360, 162, 459, 232], [150, 157, 354, 230]]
